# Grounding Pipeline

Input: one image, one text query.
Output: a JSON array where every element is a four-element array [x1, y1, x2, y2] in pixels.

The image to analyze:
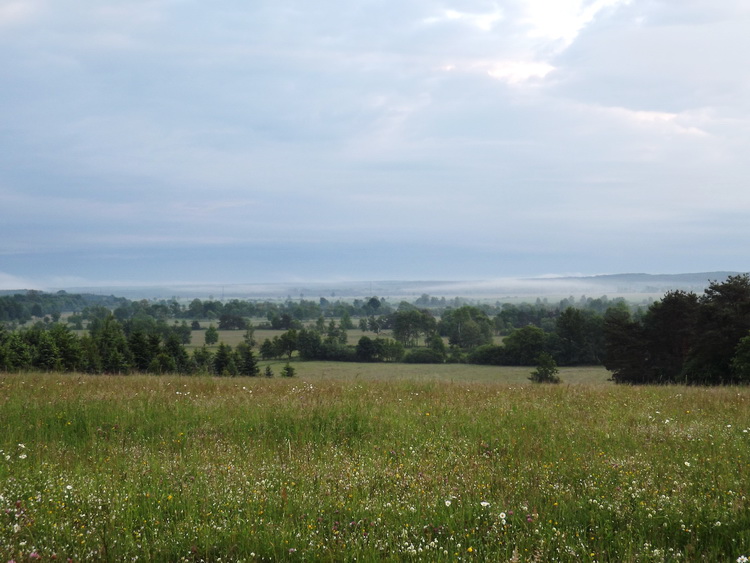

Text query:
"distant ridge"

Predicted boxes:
[[567, 271, 741, 283], [415, 272, 746, 298], [544, 271, 743, 294]]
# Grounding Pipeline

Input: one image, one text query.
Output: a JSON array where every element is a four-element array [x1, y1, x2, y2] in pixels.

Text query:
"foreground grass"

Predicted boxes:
[[0, 373, 749, 561]]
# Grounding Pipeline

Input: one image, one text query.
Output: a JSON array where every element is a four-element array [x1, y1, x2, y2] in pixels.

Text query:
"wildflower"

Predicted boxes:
[[29, 553, 41, 560], [445, 500, 451, 507], [499, 512, 507, 520], [18, 454, 27, 460], [737, 556, 749, 563], [66, 485, 73, 490], [480, 501, 490, 507], [684, 461, 690, 467]]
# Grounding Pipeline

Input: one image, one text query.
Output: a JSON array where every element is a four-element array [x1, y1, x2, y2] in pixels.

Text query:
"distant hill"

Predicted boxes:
[[541, 271, 743, 295]]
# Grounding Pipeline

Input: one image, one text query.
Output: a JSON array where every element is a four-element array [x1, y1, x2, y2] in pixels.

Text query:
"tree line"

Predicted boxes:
[[0, 314, 265, 377], [0, 291, 126, 324], [603, 274, 750, 384], [3, 275, 750, 384]]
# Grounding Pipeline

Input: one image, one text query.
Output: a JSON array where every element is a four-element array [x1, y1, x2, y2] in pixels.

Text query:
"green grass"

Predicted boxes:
[[192, 328, 391, 348], [0, 373, 749, 561], [259, 362, 611, 385]]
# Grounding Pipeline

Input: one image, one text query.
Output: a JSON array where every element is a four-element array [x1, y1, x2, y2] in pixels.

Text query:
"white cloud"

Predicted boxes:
[[521, 0, 631, 47], [594, 105, 710, 137], [485, 59, 555, 83], [423, 6, 504, 31]]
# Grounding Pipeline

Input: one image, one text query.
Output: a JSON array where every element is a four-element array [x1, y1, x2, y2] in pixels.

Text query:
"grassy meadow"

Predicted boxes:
[[1, 369, 749, 561], [187, 328, 504, 350]]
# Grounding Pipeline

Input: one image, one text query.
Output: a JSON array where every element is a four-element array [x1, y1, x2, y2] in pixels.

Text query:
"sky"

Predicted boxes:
[[1, 0, 749, 290]]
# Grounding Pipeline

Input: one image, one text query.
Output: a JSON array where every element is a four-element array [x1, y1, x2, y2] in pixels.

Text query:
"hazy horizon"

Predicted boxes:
[[3, 272, 741, 304]]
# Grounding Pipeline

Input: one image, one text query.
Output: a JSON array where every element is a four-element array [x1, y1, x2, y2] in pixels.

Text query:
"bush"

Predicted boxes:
[[467, 344, 505, 365], [402, 348, 445, 364], [529, 352, 561, 384]]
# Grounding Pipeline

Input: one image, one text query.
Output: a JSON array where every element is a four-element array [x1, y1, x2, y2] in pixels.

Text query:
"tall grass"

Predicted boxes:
[[1, 373, 749, 561]]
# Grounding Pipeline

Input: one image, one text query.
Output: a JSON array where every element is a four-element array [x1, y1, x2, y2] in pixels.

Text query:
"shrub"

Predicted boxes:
[[529, 352, 561, 383], [402, 348, 445, 364]]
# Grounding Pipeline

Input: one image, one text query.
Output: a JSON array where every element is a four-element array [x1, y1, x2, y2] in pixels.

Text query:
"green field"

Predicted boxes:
[[188, 328, 505, 349], [258, 362, 610, 385], [1, 370, 749, 561]]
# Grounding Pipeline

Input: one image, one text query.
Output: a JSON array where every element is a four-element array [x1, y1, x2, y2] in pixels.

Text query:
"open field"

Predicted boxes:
[[190, 329, 505, 349], [259, 362, 611, 385], [1, 372, 749, 561]]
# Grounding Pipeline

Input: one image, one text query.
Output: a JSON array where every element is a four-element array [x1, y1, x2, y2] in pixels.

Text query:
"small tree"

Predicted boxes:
[[236, 342, 260, 377], [243, 325, 256, 348], [281, 363, 296, 377], [264, 365, 274, 378], [213, 342, 236, 376], [340, 311, 354, 330], [205, 325, 219, 346], [529, 352, 561, 384]]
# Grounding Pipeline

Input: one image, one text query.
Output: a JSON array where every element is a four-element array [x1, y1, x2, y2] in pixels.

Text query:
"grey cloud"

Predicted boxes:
[[1, 0, 749, 286]]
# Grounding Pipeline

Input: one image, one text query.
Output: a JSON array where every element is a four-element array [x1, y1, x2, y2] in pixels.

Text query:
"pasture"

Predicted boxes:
[[188, 328, 505, 349], [1, 370, 749, 561]]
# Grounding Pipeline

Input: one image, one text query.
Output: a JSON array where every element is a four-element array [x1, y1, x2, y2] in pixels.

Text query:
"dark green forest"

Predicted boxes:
[[1, 274, 749, 383]]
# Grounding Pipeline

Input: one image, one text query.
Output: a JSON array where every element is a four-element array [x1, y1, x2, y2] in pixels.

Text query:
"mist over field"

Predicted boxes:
[[25, 271, 739, 302]]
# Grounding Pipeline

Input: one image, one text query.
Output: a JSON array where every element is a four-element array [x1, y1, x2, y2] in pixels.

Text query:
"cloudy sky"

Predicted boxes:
[[1, 0, 749, 289]]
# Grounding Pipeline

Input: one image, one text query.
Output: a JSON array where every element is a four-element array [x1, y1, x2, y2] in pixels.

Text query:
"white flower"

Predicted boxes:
[[13, 523, 21, 533], [684, 461, 691, 467], [715, 521, 722, 527], [445, 500, 451, 507], [737, 556, 748, 563], [18, 454, 27, 460], [66, 485, 73, 490], [480, 501, 490, 508], [18, 443, 25, 449], [499, 512, 507, 520]]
